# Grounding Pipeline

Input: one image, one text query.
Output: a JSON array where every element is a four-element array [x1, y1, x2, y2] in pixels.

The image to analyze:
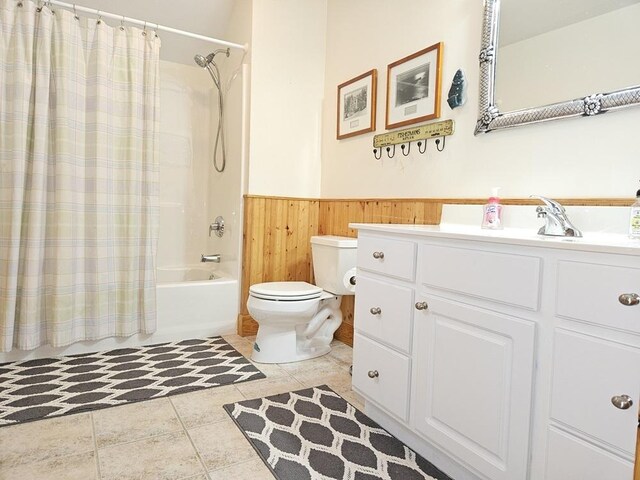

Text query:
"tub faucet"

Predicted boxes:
[[530, 196, 582, 237], [201, 254, 221, 263]]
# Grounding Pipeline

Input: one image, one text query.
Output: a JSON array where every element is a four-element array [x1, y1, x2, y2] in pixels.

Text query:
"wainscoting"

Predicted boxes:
[[238, 196, 629, 345]]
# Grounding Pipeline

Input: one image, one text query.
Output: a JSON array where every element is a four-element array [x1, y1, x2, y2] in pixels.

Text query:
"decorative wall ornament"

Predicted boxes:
[[386, 42, 444, 129], [475, 0, 640, 135], [447, 69, 467, 109], [337, 69, 377, 140]]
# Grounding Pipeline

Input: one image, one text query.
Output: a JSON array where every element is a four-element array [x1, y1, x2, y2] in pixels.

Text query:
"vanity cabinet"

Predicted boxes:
[[351, 225, 640, 480]]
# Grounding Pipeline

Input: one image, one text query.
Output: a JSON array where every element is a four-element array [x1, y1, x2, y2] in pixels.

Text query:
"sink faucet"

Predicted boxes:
[[530, 196, 582, 237], [201, 254, 221, 263]]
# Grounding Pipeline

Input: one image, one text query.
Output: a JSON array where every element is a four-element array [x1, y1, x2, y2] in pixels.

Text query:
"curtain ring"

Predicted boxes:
[[96, 10, 102, 25], [155, 23, 159, 38], [142, 21, 147, 36], [120, 15, 125, 31], [73, 3, 79, 20]]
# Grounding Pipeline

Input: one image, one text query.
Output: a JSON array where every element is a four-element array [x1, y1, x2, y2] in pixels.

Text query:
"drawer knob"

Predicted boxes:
[[367, 370, 379, 378], [618, 293, 640, 306], [372, 251, 385, 259], [611, 394, 633, 410], [415, 301, 429, 311], [370, 307, 382, 315]]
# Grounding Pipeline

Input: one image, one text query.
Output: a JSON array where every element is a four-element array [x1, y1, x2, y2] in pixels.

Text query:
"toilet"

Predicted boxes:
[[247, 235, 357, 364]]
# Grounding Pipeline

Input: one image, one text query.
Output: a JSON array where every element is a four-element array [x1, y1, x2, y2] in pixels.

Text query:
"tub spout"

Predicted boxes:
[[201, 254, 221, 263]]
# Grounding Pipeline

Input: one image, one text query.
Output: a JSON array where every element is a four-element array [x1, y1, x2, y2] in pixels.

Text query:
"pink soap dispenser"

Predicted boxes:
[[481, 187, 503, 229]]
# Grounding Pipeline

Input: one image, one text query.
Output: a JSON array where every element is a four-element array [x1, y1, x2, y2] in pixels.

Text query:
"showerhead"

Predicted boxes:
[[193, 49, 230, 68]]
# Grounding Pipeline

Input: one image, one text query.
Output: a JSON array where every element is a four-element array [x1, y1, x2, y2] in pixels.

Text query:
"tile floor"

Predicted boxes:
[[0, 336, 363, 480]]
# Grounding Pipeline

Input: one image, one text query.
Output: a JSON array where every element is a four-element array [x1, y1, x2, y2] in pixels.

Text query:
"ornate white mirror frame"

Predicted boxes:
[[475, 0, 640, 135]]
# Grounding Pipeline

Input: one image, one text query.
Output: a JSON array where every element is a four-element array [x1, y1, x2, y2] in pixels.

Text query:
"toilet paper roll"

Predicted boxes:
[[342, 268, 357, 293]]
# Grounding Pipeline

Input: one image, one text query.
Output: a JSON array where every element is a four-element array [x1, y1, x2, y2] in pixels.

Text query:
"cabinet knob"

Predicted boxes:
[[367, 370, 379, 378], [611, 394, 633, 410], [370, 307, 382, 315], [372, 251, 385, 259], [415, 301, 429, 311], [618, 293, 640, 306]]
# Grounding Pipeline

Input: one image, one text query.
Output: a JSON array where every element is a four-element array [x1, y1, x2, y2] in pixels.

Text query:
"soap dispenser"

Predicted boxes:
[[629, 181, 640, 239], [481, 187, 503, 230]]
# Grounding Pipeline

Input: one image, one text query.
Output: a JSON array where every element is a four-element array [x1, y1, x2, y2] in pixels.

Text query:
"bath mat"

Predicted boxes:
[[0, 336, 265, 427], [224, 384, 453, 480]]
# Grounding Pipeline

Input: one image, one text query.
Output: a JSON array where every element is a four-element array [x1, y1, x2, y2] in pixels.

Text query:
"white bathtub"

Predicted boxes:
[[0, 265, 238, 363]]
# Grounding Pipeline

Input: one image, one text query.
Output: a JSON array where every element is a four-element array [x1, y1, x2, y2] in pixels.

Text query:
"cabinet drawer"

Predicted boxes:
[[419, 244, 541, 310], [551, 329, 640, 456], [352, 333, 410, 421], [357, 235, 416, 281], [545, 427, 633, 480], [556, 260, 640, 333], [355, 276, 414, 353]]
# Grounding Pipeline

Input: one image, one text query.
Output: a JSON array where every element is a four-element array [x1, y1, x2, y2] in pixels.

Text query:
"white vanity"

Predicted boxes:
[[350, 206, 639, 480]]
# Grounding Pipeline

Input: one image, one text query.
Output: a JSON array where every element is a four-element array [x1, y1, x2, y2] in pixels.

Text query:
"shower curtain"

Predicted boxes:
[[0, 1, 160, 352]]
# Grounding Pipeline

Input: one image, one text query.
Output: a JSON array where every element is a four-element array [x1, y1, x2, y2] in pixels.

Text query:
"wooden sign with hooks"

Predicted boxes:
[[373, 119, 454, 159]]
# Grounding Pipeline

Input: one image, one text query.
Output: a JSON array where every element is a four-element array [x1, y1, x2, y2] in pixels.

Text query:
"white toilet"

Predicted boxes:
[[247, 235, 357, 364]]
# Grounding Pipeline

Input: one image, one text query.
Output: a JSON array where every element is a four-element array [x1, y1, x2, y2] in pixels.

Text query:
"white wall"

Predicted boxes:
[[247, 0, 328, 198], [319, 0, 640, 199], [496, 4, 640, 112]]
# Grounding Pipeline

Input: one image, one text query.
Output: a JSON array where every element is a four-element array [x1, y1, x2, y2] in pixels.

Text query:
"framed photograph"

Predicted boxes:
[[337, 69, 377, 140], [385, 42, 443, 130]]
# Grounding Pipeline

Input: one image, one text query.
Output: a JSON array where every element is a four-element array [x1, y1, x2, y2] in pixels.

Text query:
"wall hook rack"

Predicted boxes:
[[372, 119, 454, 160]]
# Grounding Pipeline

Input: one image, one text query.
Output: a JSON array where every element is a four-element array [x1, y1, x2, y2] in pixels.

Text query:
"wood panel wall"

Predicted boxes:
[[239, 196, 630, 345]]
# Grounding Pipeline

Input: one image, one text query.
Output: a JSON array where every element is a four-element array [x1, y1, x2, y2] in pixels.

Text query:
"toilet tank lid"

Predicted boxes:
[[310, 235, 357, 248]]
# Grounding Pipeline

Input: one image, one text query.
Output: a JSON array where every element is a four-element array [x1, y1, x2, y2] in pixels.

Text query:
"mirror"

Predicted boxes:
[[475, 0, 640, 134]]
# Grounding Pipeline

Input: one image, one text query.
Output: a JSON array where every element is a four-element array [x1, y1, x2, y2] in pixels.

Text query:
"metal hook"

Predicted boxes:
[[73, 3, 79, 20], [435, 136, 446, 152], [119, 15, 125, 31], [142, 21, 147, 36], [400, 143, 411, 157], [96, 10, 102, 24], [373, 148, 382, 161], [385, 145, 396, 159], [155, 23, 159, 38], [417, 140, 427, 154]]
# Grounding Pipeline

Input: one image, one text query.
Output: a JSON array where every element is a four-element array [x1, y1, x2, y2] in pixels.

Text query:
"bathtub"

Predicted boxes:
[[0, 265, 239, 363]]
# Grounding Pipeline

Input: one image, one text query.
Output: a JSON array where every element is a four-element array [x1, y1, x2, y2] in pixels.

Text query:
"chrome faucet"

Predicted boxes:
[[201, 254, 221, 263], [530, 196, 582, 237], [209, 216, 225, 238]]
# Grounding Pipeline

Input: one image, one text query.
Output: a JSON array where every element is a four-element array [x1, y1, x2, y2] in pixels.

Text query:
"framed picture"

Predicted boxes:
[[385, 42, 443, 130], [337, 69, 377, 140]]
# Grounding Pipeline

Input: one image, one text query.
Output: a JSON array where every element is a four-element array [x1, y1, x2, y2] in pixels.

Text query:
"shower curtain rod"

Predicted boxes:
[[46, 0, 247, 51]]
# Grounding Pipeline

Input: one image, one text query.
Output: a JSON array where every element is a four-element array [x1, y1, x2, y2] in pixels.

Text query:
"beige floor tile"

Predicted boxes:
[[208, 457, 273, 480], [246, 335, 257, 342], [328, 342, 353, 367], [171, 385, 245, 428], [292, 365, 353, 393], [249, 360, 290, 379], [339, 389, 366, 411], [232, 340, 255, 358], [235, 376, 304, 400], [0, 413, 93, 468], [276, 355, 341, 375], [0, 451, 97, 480], [222, 334, 250, 347], [98, 431, 204, 480], [92, 398, 182, 448], [189, 417, 258, 471]]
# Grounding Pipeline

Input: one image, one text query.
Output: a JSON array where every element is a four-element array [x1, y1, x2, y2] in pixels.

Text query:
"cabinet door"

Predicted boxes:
[[412, 296, 536, 480]]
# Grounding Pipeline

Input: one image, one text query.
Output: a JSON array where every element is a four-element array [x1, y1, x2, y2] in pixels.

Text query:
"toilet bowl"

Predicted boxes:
[[247, 236, 357, 364]]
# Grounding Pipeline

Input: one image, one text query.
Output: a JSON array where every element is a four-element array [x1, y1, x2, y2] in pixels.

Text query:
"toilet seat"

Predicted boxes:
[[249, 281, 323, 301]]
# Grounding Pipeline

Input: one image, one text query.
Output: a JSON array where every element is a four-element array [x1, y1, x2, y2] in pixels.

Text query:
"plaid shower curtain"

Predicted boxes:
[[0, 0, 160, 352]]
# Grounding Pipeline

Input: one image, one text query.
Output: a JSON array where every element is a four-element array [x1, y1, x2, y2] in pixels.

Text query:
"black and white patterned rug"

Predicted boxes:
[[224, 384, 453, 480], [0, 336, 265, 427]]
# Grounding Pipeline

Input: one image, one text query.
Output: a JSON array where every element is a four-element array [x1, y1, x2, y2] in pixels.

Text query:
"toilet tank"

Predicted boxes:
[[310, 235, 358, 295]]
